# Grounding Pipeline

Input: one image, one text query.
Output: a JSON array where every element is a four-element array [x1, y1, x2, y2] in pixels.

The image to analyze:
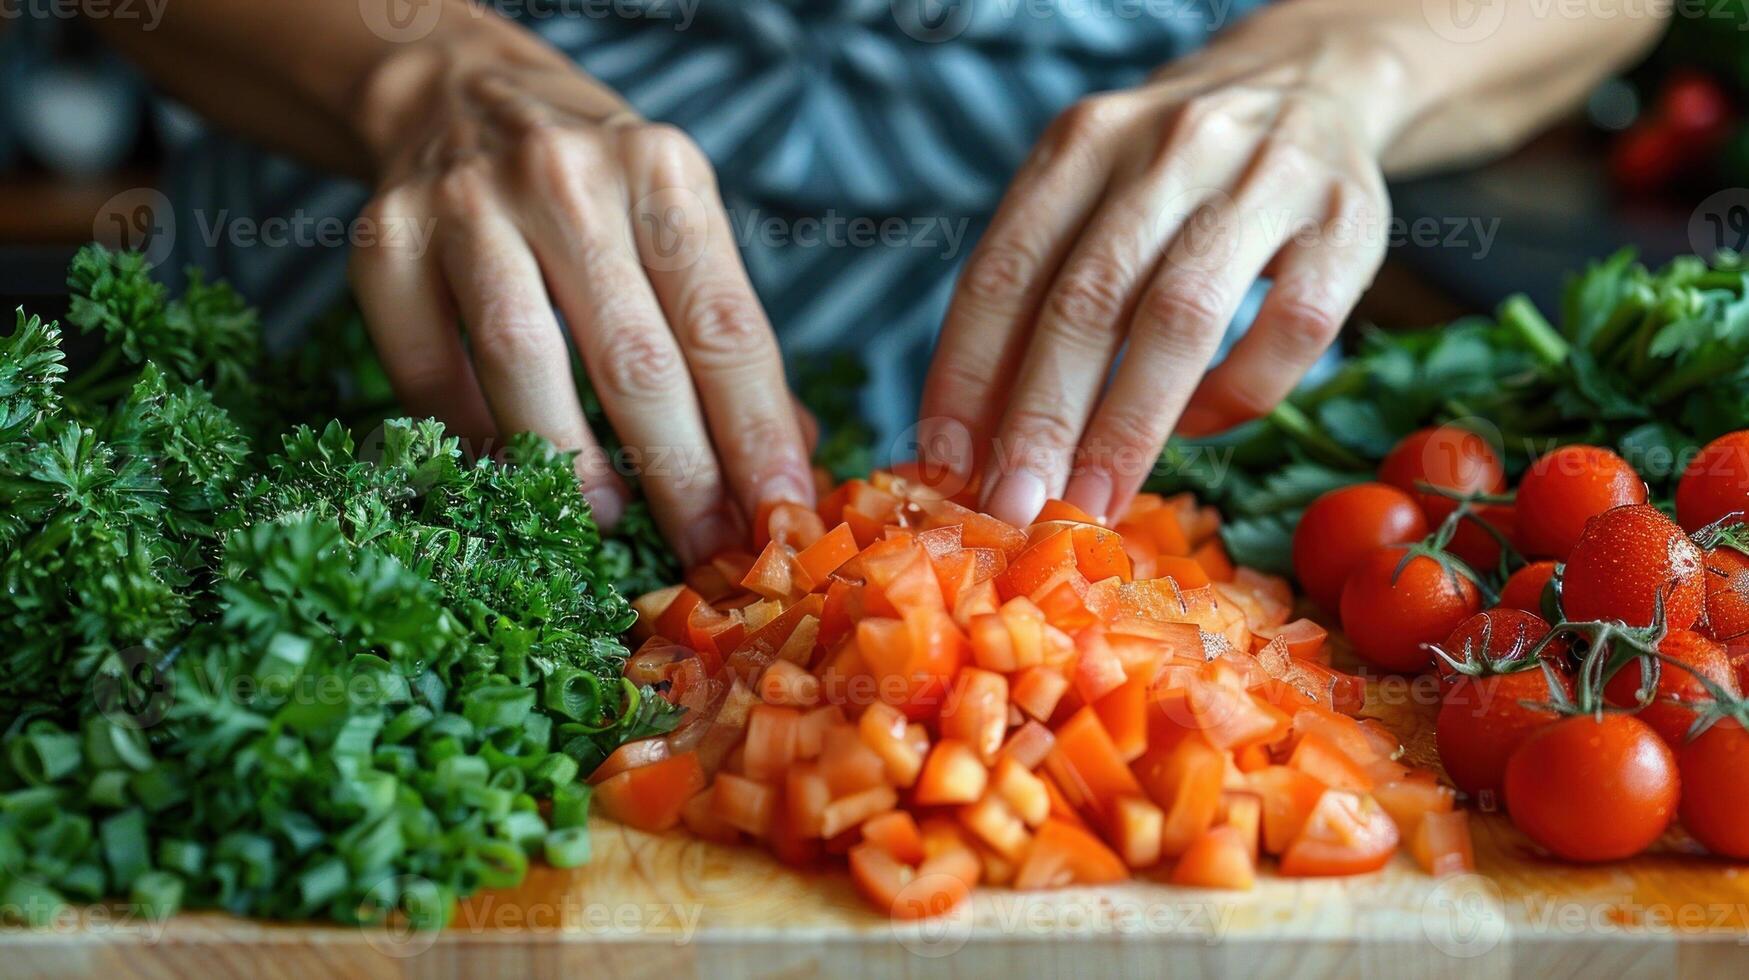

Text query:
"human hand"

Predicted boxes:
[[919, 32, 1401, 526], [348, 33, 812, 563]]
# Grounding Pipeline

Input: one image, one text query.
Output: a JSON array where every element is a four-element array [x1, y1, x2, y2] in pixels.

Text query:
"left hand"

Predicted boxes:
[[918, 33, 1402, 525]]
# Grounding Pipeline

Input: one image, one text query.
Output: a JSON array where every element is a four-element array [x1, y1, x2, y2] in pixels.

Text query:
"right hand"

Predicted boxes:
[[348, 32, 813, 564]]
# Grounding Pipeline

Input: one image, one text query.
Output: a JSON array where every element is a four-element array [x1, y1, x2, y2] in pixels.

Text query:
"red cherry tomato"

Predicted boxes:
[[1513, 445, 1647, 560], [1562, 504, 1704, 630], [1702, 546, 1749, 642], [1438, 667, 1570, 799], [1434, 608, 1554, 692], [1675, 431, 1749, 533], [1678, 719, 1749, 859], [1339, 546, 1482, 673], [1498, 560, 1559, 615], [1292, 484, 1428, 612], [1602, 629, 1738, 747], [1504, 714, 1679, 862], [1378, 425, 1505, 526]]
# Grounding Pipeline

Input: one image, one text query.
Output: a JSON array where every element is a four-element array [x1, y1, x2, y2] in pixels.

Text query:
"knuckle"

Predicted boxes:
[[1268, 290, 1344, 349], [1093, 405, 1164, 454], [680, 289, 770, 365], [515, 125, 596, 195], [1135, 283, 1228, 357], [626, 123, 709, 181], [959, 242, 1038, 308], [432, 162, 498, 221], [1045, 256, 1131, 328], [1053, 95, 1124, 146], [718, 413, 794, 472], [471, 309, 559, 366], [595, 326, 686, 399], [930, 356, 992, 398], [1005, 406, 1082, 451]]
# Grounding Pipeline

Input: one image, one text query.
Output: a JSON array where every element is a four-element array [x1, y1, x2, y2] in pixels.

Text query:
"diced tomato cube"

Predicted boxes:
[[1169, 825, 1256, 890], [1410, 809, 1474, 877], [1278, 790, 1399, 877], [821, 785, 899, 838], [957, 794, 1032, 860], [1134, 733, 1225, 858], [796, 522, 858, 586], [1112, 794, 1165, 868], [1287, 731, 1374, 793], [713, 772, 778, 838], [1192, 538, 1234, 583], [858, 702, 925, 787], [1219, 791, 1263, 862], [1012, 667, 1070, 723], [1013, 818, 1128, 889], [743, 704, 801, 782], [861, 810, 926, 865], [915, 739, 989, 806], [594, 752, 706, 832], [759, 659, 820, 706], [991, 755, 1050, 827], [939, 668, 1009, 763], [996, 719, 1057, 771], [682, 787, 741, 844]]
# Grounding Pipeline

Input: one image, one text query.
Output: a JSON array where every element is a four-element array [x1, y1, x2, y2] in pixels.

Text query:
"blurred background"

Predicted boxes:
[[1, 5, 1746, 330]]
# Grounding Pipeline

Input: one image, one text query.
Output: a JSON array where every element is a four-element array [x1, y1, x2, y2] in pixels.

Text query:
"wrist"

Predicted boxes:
[[347, 4, 575, 179], [1186, 7, 1424, 158]]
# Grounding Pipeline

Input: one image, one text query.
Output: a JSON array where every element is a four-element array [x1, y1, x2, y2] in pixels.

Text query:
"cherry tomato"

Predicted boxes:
[[1437, 667, 1570, 798], [1339, 546, 1482, 673], [1702, 546, 1749, 642], [1602, 629, 1738, 747], [1675, 431, 1749, 533], [1677, 719, 1749, 859], [1292, 484, 1429, 612], [1498, 560, 1559, 616], [1435, 608, 1554, 691], [1447, 504, 1515, 576], [1503, 714, 1678, 862], [1513, 445, 1646, 560], [1610, 123, 1688, 193], [1562, 504, 1704, 630], [1378, 426, 1505, 522], [1657, 70, 1734, 142]]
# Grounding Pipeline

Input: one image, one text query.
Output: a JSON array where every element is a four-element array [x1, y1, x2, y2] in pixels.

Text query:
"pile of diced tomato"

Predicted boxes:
[[591, 469, 1470, 918]]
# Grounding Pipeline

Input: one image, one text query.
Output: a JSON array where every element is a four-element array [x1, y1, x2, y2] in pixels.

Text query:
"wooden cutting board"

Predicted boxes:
[[7, 657, 1749, 979]]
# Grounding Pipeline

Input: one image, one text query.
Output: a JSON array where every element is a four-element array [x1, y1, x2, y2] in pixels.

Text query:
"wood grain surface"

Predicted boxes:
[[6, 652, 1749, 979]]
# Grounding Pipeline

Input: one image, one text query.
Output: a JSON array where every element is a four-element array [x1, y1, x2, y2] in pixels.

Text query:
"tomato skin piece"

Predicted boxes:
[[1677, 720, 1749, 859], [1278, 790, 1400, 877], [1513, 445, 1647, 560], [1339, 547, 1482, 673], [1602, 629, 1739, 746], [1013, 818, 1128, 889], [1498, 560, 1559, 615], [1562, 504, 1704, 630], [1436, 668, 1570, 798], [1675, 430, 1749, 533], [1503, 714, 1679, 862], [1292, 484, 1428, 612], [848, 842, 973, 920], [1702, 546, 1749, 642]]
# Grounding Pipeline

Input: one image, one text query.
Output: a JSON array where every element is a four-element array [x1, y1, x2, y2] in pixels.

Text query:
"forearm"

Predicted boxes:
[[82, 0, 562, 179], [1196, 0, 1669, 175]]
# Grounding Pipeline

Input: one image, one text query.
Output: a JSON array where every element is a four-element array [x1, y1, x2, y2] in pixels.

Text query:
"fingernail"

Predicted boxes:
[[683, 507, 742, 566], [759, 469, 815, 508], [984, 468, 1048, 528], [582, 485, 626, 530], [1063, 470, 1113, 524]]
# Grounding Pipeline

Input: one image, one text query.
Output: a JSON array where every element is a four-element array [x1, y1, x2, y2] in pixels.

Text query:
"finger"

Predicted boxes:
[[431, 169, 627, 527], [1064, 180, 1312, 520], [624, 127, 815, 518], [792, 395, 820, 456], [511, 139, 741, 564], [918, 99, 1118, 488], [1177, 185, 1386, 437], [349, 185, 496, 453], [976, 128, 1229, 526]]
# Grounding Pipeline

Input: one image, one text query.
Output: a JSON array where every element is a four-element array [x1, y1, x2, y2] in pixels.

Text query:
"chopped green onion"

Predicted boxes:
[[130, 870, 184, 920], [543, 827, 591, 868]]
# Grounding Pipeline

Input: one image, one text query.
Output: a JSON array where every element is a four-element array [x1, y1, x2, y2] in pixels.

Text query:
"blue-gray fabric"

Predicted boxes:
[[165, 0, 1269, 447]]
